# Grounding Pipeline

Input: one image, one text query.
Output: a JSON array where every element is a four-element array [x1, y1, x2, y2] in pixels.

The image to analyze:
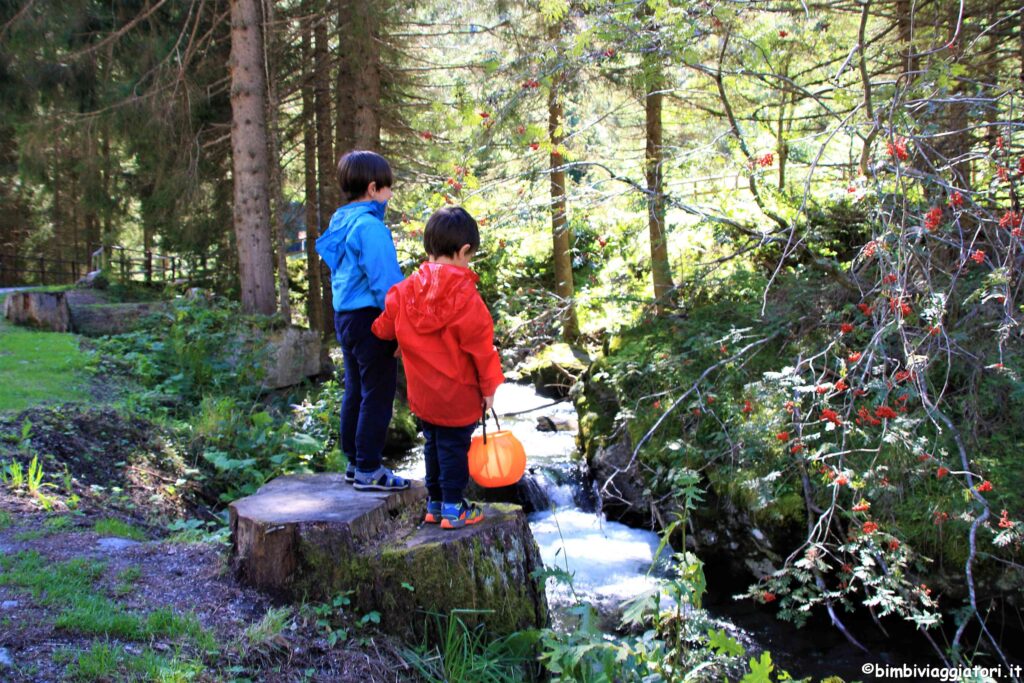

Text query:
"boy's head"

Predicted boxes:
[[337, 150, 394, 203], [424, 207, 480, 260]]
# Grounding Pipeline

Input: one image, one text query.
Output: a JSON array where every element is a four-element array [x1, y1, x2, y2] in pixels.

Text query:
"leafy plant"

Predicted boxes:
[[2, 459, 25, 489], [310, 592, 353, 647], [405, 610, 539, 683]]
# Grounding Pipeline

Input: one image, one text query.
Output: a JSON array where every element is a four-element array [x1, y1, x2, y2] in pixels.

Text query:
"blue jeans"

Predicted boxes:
[[335, 308, 397, 473], [421, 420, 477, 505]]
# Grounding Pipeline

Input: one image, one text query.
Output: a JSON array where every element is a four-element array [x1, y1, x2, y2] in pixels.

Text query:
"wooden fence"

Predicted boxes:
[[90, 246, 182, 284], [0, 246, 188, 287], [0, 253, 89, 287]]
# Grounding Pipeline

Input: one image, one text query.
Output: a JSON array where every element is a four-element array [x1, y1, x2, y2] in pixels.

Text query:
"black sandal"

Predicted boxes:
[[353, 466, 410, 492]]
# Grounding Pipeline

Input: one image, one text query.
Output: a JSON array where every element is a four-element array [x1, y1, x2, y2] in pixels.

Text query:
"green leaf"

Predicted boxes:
[[741, 652, 775, 683], [707, 628, 745, 657]]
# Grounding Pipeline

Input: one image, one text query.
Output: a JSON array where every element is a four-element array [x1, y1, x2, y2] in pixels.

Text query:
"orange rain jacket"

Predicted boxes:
[[372, 262, 504, 427]]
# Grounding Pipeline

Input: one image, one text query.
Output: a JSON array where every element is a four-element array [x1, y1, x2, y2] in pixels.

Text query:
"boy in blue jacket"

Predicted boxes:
[[315, 150, 409, 492]]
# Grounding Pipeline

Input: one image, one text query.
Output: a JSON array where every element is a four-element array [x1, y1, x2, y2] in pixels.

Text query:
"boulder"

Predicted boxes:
[[535, 414, 578, 432], [3, 291, 71, 332], [518, 343, 590, 398], [258, 327, 325, 390], [70, 302, 169, 336], [230, 473, 548, 639], [587, 432, 652, 527]]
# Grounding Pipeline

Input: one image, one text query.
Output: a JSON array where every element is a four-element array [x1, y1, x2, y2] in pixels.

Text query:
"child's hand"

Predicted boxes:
[[482, 395, 494, 412]]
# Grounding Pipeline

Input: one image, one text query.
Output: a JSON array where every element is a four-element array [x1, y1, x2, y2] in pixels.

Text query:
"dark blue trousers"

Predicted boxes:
[[335, 308, 397, 474], [421, 420, 477, 505]]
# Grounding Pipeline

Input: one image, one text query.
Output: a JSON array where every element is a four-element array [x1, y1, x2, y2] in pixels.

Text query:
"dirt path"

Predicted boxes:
[[0, 403, 417, 682], [0, 501, 416, 682]]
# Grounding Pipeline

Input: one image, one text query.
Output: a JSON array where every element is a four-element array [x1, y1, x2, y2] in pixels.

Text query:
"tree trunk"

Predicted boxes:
[[547, 21, 579, 340], [895, 0, 918, 77], [302, 19, 324, 335], [934, 3, 971, 190], [314, 14, 337, 339], [262, 0, 291, 322], [336, 0, 382, 151], [645, 62, 674, 314], [229, 0, 277, 315]]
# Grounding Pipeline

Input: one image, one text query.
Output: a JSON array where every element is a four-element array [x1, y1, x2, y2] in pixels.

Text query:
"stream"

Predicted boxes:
[[387, 382, 960, 681], [390, 383, 668, 621]]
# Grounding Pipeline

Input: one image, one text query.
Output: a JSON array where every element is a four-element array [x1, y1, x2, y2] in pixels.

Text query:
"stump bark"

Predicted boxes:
[[3, 291, 70, 332], [230, 473, 548, 638]]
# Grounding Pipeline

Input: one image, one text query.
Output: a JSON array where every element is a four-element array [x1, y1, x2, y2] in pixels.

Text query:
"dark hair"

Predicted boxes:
[[423, 206, 480, 258], [337, 150, 394, 203]]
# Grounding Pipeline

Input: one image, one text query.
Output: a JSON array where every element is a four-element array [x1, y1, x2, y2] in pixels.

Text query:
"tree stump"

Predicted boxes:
[[3, 291, 70, 332], [230, 474, 548, 638]]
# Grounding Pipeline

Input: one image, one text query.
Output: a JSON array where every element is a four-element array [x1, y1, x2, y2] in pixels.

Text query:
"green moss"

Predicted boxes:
[[520, 343, 591, 397], [287, 506, 546, 641]]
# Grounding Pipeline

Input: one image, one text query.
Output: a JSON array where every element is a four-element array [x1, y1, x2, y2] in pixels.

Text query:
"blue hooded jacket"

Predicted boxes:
[[315, 201, 404, 312]]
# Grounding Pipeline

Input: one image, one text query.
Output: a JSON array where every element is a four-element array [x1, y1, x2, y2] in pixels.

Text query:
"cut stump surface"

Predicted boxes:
[[230, 473, 548, 637]]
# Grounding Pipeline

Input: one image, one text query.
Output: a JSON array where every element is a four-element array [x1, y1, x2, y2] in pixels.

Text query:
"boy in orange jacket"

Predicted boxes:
[[371, 206, 504, 529]]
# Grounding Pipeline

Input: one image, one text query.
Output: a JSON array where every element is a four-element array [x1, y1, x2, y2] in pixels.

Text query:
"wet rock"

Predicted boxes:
[[744, 557, 777, 580], [0, 647, 12, 669], [4, 290, 70, 332], [230, 473, 548, 638], [464, 472, 551, 515], [587, 432, 651, 527], [536, 414, 578, 432]]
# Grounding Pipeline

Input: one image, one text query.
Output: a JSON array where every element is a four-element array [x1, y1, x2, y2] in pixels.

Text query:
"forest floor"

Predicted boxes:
[[0, 301, 417, 682]]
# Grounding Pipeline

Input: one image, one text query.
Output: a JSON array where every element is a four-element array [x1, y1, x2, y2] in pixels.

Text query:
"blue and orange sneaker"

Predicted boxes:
[[440, 500, 484, 530], [424, 500, 442, 524]]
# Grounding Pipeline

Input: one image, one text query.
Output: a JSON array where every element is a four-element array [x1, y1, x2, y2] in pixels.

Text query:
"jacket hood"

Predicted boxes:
[[402, 262, 480, 333], [315, 201, 387, 268]]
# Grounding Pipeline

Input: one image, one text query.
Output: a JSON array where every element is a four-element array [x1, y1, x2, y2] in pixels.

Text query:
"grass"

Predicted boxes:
[[0, 292, 94, 412], [0, 510, 12, 530], [44, 514, 75, 532], [14, 529, 45, 541], [93, 517, 147, 541], [0, 550, 216, 652], [55, 640, 205, 682], [113, 566, 142, 596], [403, 610, 538, 683]]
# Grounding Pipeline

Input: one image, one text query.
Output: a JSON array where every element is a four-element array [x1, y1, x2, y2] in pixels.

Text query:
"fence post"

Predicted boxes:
[[146, 251, 153, 284], [119, 249, 127, 281]]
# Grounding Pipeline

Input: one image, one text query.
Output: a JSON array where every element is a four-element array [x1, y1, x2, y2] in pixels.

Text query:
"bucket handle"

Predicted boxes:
[[481, 407, 502, 444]]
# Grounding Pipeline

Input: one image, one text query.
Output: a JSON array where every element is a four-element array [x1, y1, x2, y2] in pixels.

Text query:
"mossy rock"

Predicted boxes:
[[573, 356, 620, 464], [518, 343, 590, 398], [229, 474, 547, 639], [69, 302, 170, 336], [384, 400, 420, 454]]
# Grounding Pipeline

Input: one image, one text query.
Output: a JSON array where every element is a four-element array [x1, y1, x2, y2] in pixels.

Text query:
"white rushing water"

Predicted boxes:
[[392, 381, 667, 615]]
